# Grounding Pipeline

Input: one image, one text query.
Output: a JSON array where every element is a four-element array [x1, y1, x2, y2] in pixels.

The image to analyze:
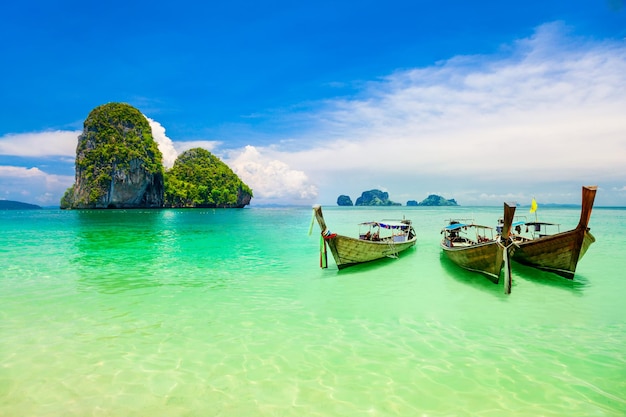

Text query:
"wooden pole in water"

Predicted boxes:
[[503, 244, 512, 294], [502, 202, 516, 295], [320, 235, 328, 268], [308, 211, 315, 236], [314, 205, 329, 268]]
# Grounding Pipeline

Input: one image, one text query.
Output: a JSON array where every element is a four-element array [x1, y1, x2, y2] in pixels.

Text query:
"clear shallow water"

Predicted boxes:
[[1, 206, 624, 416]]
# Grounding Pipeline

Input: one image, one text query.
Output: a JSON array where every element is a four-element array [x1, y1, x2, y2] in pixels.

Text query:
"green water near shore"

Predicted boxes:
[[1, 206, 624, 416]]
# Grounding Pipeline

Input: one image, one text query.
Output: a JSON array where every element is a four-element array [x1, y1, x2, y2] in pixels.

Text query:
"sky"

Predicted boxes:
[[1, 0, 625, 207]]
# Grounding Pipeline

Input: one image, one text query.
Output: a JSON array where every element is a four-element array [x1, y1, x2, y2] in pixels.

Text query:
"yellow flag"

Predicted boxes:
[[530, 198, 538, 213]]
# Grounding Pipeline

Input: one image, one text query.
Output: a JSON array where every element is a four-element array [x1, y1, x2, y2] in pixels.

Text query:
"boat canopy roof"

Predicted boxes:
[[444, 222, 492, 231], [359, 221, 410, 229], [524, 221, 560, 226], [504, 220, 561, 228]]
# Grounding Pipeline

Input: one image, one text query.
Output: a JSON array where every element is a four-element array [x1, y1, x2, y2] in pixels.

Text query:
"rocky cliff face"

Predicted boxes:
[[355, 189, 400, 206], [235, 188, 252, 208], [98, 158, 164, 208], [61, 103, 164, 209]]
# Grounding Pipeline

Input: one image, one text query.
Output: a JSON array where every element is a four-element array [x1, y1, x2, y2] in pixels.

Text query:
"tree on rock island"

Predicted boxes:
[[164, 148, 253, 208], [61, 103, 164, 209], [61, 102, 253, 209]]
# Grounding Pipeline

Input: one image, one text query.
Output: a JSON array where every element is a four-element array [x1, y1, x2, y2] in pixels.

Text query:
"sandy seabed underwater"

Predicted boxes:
[[1, 205, 625, 416]]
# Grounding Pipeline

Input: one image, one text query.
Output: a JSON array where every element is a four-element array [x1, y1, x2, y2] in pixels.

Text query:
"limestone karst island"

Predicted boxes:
[[61, 103, 252, 209], [337, 190, 458, 207]]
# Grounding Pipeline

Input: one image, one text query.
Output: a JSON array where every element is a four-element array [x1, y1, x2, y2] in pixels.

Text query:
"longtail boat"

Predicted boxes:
[[510, 185, 597, 279], [441, 202, 516, 293], [312, 205, 416, 269]]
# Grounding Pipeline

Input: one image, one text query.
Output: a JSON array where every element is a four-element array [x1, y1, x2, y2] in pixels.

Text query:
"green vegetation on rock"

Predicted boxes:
[[337, 195, 353, 206], [164, 148, 253, 208], [61, 102, 253, 209], [355, 189, 400, 206], [77, 103, 163, 178], [416, 194, 458, 206], [61, 102, 164, 209]]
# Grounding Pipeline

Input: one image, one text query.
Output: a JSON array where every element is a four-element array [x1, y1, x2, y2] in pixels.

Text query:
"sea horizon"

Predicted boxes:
[[6, 202, 626, 210]]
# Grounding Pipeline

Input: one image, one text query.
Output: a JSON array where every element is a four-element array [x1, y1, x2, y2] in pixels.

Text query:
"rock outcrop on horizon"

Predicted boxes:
[[61, 102, 253, 209], [414, 194, 458, 206], [355, 189, 400, 206], [164, 148, 252, 208], [61, 103, 164, 209], [337, 195, 353, 206], [0, 200, 42, 210]]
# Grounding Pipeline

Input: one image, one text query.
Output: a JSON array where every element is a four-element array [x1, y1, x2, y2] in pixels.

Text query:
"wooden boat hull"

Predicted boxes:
[[312, 205, 416, 269], [511, 185, 597, 279], [440, 202, 516, 289], [441, 241, 505, 283], [512, 229, 595, 279], [326, 234, 416, 269]]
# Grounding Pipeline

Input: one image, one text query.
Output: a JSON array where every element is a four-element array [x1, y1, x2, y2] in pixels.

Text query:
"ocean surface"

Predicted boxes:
[[1, 205, 624, 416]]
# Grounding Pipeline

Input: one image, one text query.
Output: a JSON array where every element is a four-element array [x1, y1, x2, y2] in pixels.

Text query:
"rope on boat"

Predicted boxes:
[[322, 229, 336, 239]]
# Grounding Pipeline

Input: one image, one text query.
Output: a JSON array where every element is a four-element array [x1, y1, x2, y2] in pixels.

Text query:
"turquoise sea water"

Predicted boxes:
[[1, 206, 625, 416]]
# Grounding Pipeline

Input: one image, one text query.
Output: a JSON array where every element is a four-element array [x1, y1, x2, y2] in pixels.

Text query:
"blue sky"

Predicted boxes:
[[1, 0, 625, 207]]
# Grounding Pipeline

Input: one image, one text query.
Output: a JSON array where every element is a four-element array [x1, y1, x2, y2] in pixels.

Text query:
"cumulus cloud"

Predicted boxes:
[[2, 22, 626, 206], [0, 130, 79, 157], [0, 166, 73, 205], [225, 145, 318, 204], [146, 117, 178, 169], [145, 117, 223, 168], [0, 166, 47, 178], [264, 22, 626, 205], [0, 118, 226, 205], [1, 130, 82, 204], [173, 140, 221, 155]]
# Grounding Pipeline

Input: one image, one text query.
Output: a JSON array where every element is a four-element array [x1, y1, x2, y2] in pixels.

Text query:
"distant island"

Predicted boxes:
[[337, 191, 457, 207], [0, 200, 42, 210], [337, 195, 353, 206], [336, 189, 400, 206], [356, 189, 401, 206], [60, 102, 252, 209], [407, 194, 458, 206]]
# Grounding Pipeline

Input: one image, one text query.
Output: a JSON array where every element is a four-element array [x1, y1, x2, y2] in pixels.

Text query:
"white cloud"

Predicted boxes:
[[0, 130, 79, 157], [2, 22, 626, 206], [0, 166, 73, 205], [0, 117, 209, 171], [258, 22, 626, 206], [173, 140, 221, 155], [146, 117, 178, 169], [0, 166, 47, 178], [225, 145, 318, 204], [0, 118, 226, 205], [145, 117, 221, 169]]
